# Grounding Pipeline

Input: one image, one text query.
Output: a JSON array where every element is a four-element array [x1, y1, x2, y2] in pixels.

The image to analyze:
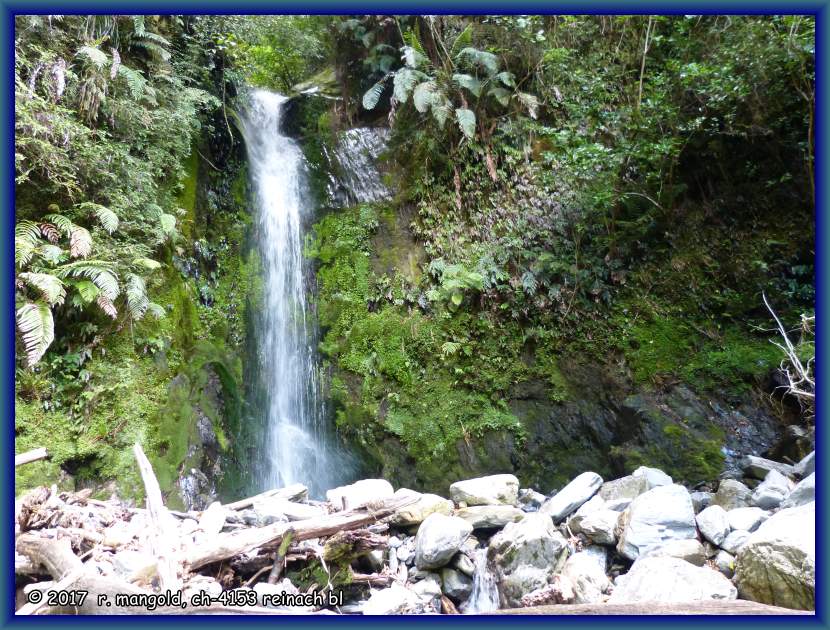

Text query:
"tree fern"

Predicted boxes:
[[16, 302, 54, 366], [15, 238, 36, 268], [69, 225, 92, 258], [125, 273, 149, 320], [117, 65, 147, 100], [362, 78, 387, 110], [40, 222, 60, 244], [16, 220, 42, 247], [36, 244, 64, 264], [96, 294, 118, 319], [456, 47, 499, 76], [392, 67, 426, 103], [55, 261, 119, 300], [43, 213, 74, 236], [413, 81, 438, 113], [19, 272, 66, 305]]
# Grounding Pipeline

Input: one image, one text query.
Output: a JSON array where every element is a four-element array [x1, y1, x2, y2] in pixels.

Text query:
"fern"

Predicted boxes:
[[15, 238, 36, 268], [55, 261, 119, 300], [16, 302, 55, 367], [413, 81, 438, 113], [456, 47, 499, 76], [132, 15, 145, 36], [495, 71, 516, 88], [36, 244, 64, 264], [517, 92, 540, 119], [362, 78, 387, 111], [430, 93, 453, 129], [74, 279, 100, 303], [77, 45, 108, 69], [146, 302, 166, 319], [79, 201, 119, 233], [450, 23, 474, 57], [117, 64, 146, 100], [455, 108, 476, 139], [96, 294, 118, 319], [453, 73, 483, 97], [69, 225, 92, 258], [19, 272, 66, 305], [392, 68, 425, 103], [488, 86, 511, 107], [16, 221, 42, 246], [43, 213, 74, 236], [40, 223, 60, 244], [125, 273, 149, 320], [159, 213, 176, 236]]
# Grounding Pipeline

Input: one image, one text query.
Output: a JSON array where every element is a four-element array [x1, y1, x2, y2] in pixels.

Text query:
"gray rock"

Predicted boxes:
[[488, 513, 569, 607], [691, 491, 714, 513], [441, 567, 473, 603], [365, 549, 384, 572], [410, 573, 442, 611], [721, 530, 751, 555], [751, 469, 793, 510], [638, 539, 707, 566], [734, 501, 815, 610], [632, 466, 673, 489], [742, 455, 794, 480], [326, 479, 394, 511], [451, 552, 475, 577], [518, 488, 547, 511], [696, 505, 731, 546], [727, 507, 768, 533], [711, 479, 751, 510], [449, 474, 519, 506], [575, 508, 618, 545], [615, 484, 697, 560], [252, 497, 324, 522], [582, 545, 609, 572], [715, 550, 735, 578], [793, 451, 815, 478], [781, 472, 815, 509], [414, 513, 472, 570], [609, 557, 736, 603], [566, 495, 605, 531], [362, 583, 419, 615], [561, 551, 611, 604], [454, 505, 524, 529], [390, 489, 453, 526], [598, 475, 648, 501], [539, 472, 603, 523]]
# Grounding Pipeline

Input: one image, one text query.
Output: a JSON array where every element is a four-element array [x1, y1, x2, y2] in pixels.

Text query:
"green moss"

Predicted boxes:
[[176, 148, 199, 241]]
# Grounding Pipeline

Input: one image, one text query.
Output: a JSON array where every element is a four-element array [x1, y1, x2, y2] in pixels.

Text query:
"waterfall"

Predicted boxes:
[[462, 548, 500, 613], [325, 127, 391, 207], [240, 89, 352, 497]]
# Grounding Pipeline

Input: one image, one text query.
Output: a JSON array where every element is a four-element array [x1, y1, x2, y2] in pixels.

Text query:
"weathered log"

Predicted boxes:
[[185, 497, 415, 571], [496, 601, 814, 615], [224, 484, 309, 511], [349, 571, 392, 587], [15, 447, 48, 467], [441, 595, 460, 615], [132, 443, 180, 592]]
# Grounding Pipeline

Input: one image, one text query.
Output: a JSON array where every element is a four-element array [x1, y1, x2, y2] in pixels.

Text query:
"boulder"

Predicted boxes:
[[581, 545, 609, 573], [727, 507, 768, 533], [690, 491, 714, 513], [566, 495, 605, 531], [561, 551, 611, 604], [637, 539, 707, 566], [696, 505, 731, 546], [454, 505, 524, 529], [441, 567, 473, 603], [252, 497, 324, 522], [326, 479, 394, 511], [711, 479, 751, 510], [598, 475, 649, 501], [715, 550, 735, 578], [539, 472, 603, 523], [198, 501, 227, 536], [721, 530, 751, 555], [488, 513, 569, 607], [605, 498, 632, 512], [608, 557, 737, 603], [449, 474, 519, 506], [780, 472, 815, 509], [750, 469, 793, 510], [414, 513, 472, 570], [632, 466, 673, 488], [410, 573, 442, 611], [615, 484, 697, 560], [574, 509, 618, 545], [734, 501, 815, 611], [793, 451, 815, 478], [451, 552, 475, 577], [742, 455, 794, 480], [390, 489, 453, 526]]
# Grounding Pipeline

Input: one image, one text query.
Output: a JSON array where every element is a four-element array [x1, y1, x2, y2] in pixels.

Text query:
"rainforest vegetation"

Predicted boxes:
[[14, 15, 815, 504]]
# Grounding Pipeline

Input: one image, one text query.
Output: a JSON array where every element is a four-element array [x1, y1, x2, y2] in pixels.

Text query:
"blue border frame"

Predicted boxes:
[[1, 3, 826, 628]]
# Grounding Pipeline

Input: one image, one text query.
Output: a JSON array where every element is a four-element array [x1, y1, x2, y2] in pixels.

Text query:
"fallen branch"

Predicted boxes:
[[15, 447, 48, 467]]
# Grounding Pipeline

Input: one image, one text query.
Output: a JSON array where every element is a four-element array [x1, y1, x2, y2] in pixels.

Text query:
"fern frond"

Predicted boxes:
[[74, 279, 100, 303], [16, 221, 42, 246], [450, 23, 474, 58], [96, 294, 118, 319], [456, 47, 499, 76], [393, 68, 426, 103], [69, 225, 92, 258], [79, 201, 119, 233], [131, 39, 171, 62], [76, 45, 108, 69], [16, 301, 54, 367], [146, 302, 166, 319], [117, 64, 146, 100], [452, 73, 483, 98], [132, 15, 145, 36], [40, 223, 61, 244], [15, 238, 36, 268], [362, 77, 387, 111], [19, 272, 66, 305], [55, 261, 119, 300], [413, 81, 438, 113], [517, 92, 539, 119], [43, 213, 74, 236], [488, 86, 511, 107], [455, 108, 476, 139], [36, 244, 65, 264], [125, 273, 149, 320]]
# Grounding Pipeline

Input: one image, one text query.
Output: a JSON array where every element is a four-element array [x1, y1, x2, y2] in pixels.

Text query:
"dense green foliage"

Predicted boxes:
[[14, 14, 815, 498]]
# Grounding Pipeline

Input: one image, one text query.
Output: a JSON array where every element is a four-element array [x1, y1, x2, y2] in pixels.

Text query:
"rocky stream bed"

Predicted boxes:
[[14, 444, 815, 615]]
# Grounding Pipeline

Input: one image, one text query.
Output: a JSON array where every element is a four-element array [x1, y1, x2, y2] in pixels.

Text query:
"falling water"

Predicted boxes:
[[462, 548, 500, 613], [240, 89, 352, 496], [325, 127, 391, 207]]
